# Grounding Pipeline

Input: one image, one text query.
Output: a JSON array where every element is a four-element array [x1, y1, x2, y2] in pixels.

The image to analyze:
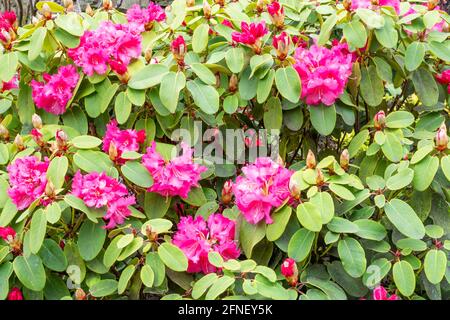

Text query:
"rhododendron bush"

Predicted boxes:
[[0, 0, 449, 301]]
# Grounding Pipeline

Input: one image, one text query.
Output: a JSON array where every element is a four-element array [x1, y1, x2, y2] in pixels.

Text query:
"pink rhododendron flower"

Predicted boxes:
[[272, 32, 291, 60], [142, 142, 207, 198], [233, 157, 293, 224], [173, 214, 240, 273], [7, 287, 23, 300], [281, 258, 298, 286], [0, 74, 18, 93], [436, 69, 450, 94], [7, 156, 49, 210], [0, 226, 16, 241], [221, 19, 233, 29], [31, 65, 79, 115], [350, 0, 400, 14], [0, 11, 16, 44], [267, 1, 285, 27], [102, 120, 146, 164], [294, 42, 354, 106], [171, 35, 187, 64], [71, 171, 135, 229], [68, 21, 142, 76], [126, 3, 166, 32], [373, 286, 400, 300], [232, 21, 268, 53]]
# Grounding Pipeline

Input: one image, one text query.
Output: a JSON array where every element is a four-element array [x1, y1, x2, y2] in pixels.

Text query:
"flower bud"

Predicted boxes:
[[145, 48, 153, 63], [86, 4, 94, 16], [374, 110, 386, 130], [171, 35, 187, 65], [427, 0, 439, 10], [316, 168, 324, 185], [75, 288, 87, 300], [215, 0, 225, 6], [186, 0, 195, 7], [56, 129, 68, 150], [267, 1, 285, 28], [203, 1, 212, 19], [281, 258, 298, 286], [31, 128, 44, 147], [41, 3, 53, 20], [0, 124, 9, 141], [63, 0, 74, 11], [343, 0, 352, 11], [32, 114, 43, 129], [229, 74, 238, 92], [0, 226, 16, 242], [14, 134, 25, 151], [256, 0, 264, 13], [103, 0, 114, 11], [221, 180, 233, 205], [340, 149, 350, 171], [272, 32, 290, 61], [7, 287, 23, 300], [435, 123, 448, 151], [289, 173, 301, 200], [45, 180, 55, 198], [109, 141, 119, 161], [371, 0, 379, 5], [306, 149, 316, 169]]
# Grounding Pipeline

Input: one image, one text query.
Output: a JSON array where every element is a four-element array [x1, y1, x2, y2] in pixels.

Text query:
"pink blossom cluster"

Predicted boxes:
[[350, 0, 400, 14], [0, 11, 16, 44], [231, 21, 268, 46], [233, 157, 293, 224], [372, 286, 399, 300], [68, 21, 142, 76], [126, 2, 166, 32], [7, 287, 23, 300], [142, 142, 207, 198], [71, 171, 135, 229], [0, 226, 16, 241], [436, 70, 450, 94], [293, 42, 354, 106], [173, 214, 240, 273], [31, 65, 79, 115], [102, 120, 146, 164], [0, 74, 18, 93], [7, 156, 49, 210]]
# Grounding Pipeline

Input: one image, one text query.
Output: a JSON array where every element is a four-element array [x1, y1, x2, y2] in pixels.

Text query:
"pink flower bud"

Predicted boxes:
[[306, 149, 316, 169], [221, 180, 233, 205], [0, 226, 16, 242], [203, 1, 212, 19], [373, 286, 399, 300], [55, 129, 68, 149], [171, 36, 187, 65], [316, 168, 324, 185], [0, 124, 9, 140], [75, 288, 87, 300], [374, 111, 386, 130], [267, 1, 285, 28], [272, 32, 291, 61], [340, 149, 350, 171], [31, 128, 44, 147], [32, 114, 43, 129], [281, 258, 298, 286], [435, 123, 448, 151], [229, 74, 238, 92], [103, 0, 113, 10], [7, 287, 23, 300], [13, 134, 24, 151]]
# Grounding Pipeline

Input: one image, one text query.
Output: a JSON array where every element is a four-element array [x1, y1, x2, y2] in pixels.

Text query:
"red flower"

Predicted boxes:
[[7, 287, 23, 300], [231, 21, 268, 53]]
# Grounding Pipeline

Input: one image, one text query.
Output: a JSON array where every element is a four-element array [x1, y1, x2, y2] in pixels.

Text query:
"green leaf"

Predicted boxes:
[[225, 47, 244, 73], [329, 183, 355, 200], [118, 265, 135, 294], [103, 237, 123, 268], [384, 199, 425, 239], [275, 67, 301, 103], [38, 239, 67, 272], [114, 92, 132, 125], [362, 258, 391, 288], [29, 209, 47, 254], [356, 8, 385, 29], [13, 254, 46, 291], [90, 279, 118, 297], [192, 23, 209, 53], [186, 79, 219, 114], [266, 206, 292, 241], [257, 69, 275, 103], [412, 67, 439, 107], [288, 228, 315, 262], [309, 192, 334, 224], [360, 65, 384, 107], [157, 243, 188, 272], [159, 71, 186, 113], [223, 94, 239, 114], [309, 104, 336, 136], [374, 16, 397, 48], [141, 264, 155, 288], [354, 219, 386, 241], [428, 41, 450, 62], [77, 220, 106, 261], [250, 54, 273, 79], [128, 64, 169, 90], [296, 202, 322, 232], [144, 192, 171, 219], [381, 131, 403, 162], [405, 42, 425, 71], [393, 260, 415, 297], [338, 237, 366, 278], [239, 66, 258, 100], [190, 63, 216, 85], [29, 27, 47, 61], [122, 161, 154, 188], [441, 155, 450, 181], [205, 276, 235, 300], [327, 261, 368, 297], [348, 129, 369, 158], [327, 217, 359, 233], [183, 187, 207, 207], [343, 20, 367, 48], [424, 249, 447, 285], [413, 155, 439, 191], [386, 168, 414, 190], [239, 219, 265, 257], [73, 150, 114, 174], [46, 156, 68, 190], [54, 12, 84, 36], [192, 273, 219, 299], [318, 13, 338, 45], [146, 252, 165, 287], [385, 111, 415, 128], [72, 136, 102, 149], [306, 277, 347, 300], [85, 78, 119, 117], [263, 97, 283, 130], [0, 52, 18, 82]]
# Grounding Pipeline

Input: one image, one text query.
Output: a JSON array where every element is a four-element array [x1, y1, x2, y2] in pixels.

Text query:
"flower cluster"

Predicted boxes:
[[232, 21, 268, 53], [102, 120, 146, 164], [233, 157, 293, 224], [126, 2, 166, 32], [173, 214, 240, 273], [68, 21, 142, 76], [0, 226, 16, 241], [31, 65, 79, 115], [142, 142, 207, 198], [71, 171, 135, 229], [436, 69, 450, 94], [349, 0, 400, 14], [294, 42, 354, 106], [0, 10, 16, 46], [7, 156, 49, 210], [372, 286, 399, 300]]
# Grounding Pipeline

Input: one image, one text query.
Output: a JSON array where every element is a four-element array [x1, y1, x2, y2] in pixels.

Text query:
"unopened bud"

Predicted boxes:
[[371, 0, 379, 5], [0, 124, 9, 140], [229, 74, 238, 92], [215, 0, 225, 6], [145, 225, 159, 242], [41, 3, 52, 20], [343, 0, 352, 11], [374, 111, 386, 130], [340, 149, 350, 171], [281, 258, 298, 286], [289, 173, 301, 200], [427, 0, 439, 10], [256, 0, 264, 13], [186, 0, 195, 7], [316, 168, 324, 185], [306, 149, 316, 169], [75, 288, 87, 300], [14, 134, 24, 151], [63, 0, 74, 11], [203, 1, 212, 19], [85, 4, 94, 16], [103, 0, 114, 10], [55, 130, 68, 149], [109, 141, 118, 161], [32, 114, 43, 129], [221, 180, 233, 204], [45, 180, 55, 197], [145, 48, 153, 63], [435, 123, 448, 151]]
